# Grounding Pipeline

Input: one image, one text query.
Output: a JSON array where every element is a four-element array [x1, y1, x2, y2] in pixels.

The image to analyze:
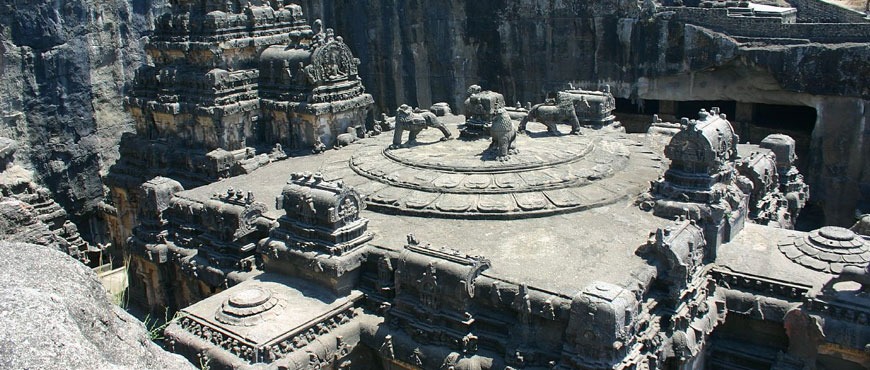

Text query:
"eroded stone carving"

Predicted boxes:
[[106, 5, 373, 253], [258, 172, 372, 294], [461, 86, 507, 138], [390, 104, 452, 148], [0, 137, 99, 264], [735, 150, 794, 228], [520, 86, 619, 135], [640, 108, 747, 256], [639, 217, 708, 300], [112, 5, 870, 370], [778, 226, 869, 274], [487, 107, 518, 161], [519, 93, 582, 135], [759, 134, 809, 221]]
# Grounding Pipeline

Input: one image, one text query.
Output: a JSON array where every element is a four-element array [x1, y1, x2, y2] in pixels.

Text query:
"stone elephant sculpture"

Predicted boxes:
[[390, 104, 452, 148], [518, 101, 581, 135]]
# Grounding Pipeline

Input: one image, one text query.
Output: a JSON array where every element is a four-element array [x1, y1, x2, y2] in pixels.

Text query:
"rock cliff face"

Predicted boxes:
[[297, 0, 868, 111], [0, 0, 168, 228]]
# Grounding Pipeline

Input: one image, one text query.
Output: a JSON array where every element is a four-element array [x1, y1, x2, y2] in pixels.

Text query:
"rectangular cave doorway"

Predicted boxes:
[[707, 312, 790, 370], [614, 98, 661, 133], [741, 103, 821, 230], [744, 103, 816, 172], [675, 100, 737, 122]]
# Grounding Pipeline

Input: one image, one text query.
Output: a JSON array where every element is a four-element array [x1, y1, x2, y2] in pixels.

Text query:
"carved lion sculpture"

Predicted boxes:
[[519, 100, 581, 135], [390, 104, 452, 149], [488, 108, 517, 161]]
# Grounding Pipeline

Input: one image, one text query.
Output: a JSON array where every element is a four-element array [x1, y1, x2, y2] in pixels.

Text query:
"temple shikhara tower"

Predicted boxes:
[[103, 0, 372, 250]]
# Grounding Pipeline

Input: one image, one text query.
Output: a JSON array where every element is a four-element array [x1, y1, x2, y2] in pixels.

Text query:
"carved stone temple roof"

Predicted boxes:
[[778, 226, 870, 274], [177, 115, 669, 293]]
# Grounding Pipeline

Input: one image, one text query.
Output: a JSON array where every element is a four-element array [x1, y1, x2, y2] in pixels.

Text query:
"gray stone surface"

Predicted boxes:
[[717, 223, 831, 288], [1, 0, 868, 237], [0, 242, 194, 370], [178, 115, 668, 294], [0, 0, 168, 222]]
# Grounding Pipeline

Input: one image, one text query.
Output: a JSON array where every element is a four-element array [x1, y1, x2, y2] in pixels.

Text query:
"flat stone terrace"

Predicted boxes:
[[717, 222, 848, 290], [179, 115, 671, 296]]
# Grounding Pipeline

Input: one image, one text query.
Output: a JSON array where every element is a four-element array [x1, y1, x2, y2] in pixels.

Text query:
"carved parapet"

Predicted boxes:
[[275, 172, 368, 239], [257, 29, 373, 150], [159, 187, 269, 286], [663, 108, 738, 177], [395, 238, 491, 311], [386, 239, 491, 353], [138, 177, 184, 224], [563, 282, 640, 365], [200, 188, 269, 242], [760, 134, 809, 217], [643, 108, 747, 253], [710, 268, 810, 301], [259, 36, 366, 103], [736, 150, 795, 228], [258, 172, 372, 293]]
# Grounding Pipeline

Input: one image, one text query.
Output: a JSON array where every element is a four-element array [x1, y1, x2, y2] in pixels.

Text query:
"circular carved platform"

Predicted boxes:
[[338, 125, 663, 219], [778, 226, 870, 274], [215, 287, 284, 326]]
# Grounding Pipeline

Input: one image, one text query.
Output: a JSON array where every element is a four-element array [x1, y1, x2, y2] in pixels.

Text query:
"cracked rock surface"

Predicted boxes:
[[0, 241, 194, 370]]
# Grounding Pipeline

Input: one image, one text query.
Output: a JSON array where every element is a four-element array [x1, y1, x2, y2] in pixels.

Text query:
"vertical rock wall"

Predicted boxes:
[[297, 0, 638, 114], [0, 0, 168, 228]]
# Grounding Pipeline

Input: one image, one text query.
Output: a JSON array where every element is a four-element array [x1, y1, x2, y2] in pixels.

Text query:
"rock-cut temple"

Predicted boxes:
[[98, 1, 870, 370]]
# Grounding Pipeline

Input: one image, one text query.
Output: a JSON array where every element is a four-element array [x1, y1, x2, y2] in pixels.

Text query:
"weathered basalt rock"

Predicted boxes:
[[0, 138, 98, 263], [104, 2, 373, 253], [0, 241, 194, 370], [642, 108, 748, 254], [0, 0, 168, 225]]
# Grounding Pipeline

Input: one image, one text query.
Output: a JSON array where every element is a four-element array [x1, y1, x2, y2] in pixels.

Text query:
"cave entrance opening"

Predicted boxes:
[[745, 103, 819, 230], [744, 102, 816, 173], [675, 100, 737, 121], [614, 98, 661, 133]]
